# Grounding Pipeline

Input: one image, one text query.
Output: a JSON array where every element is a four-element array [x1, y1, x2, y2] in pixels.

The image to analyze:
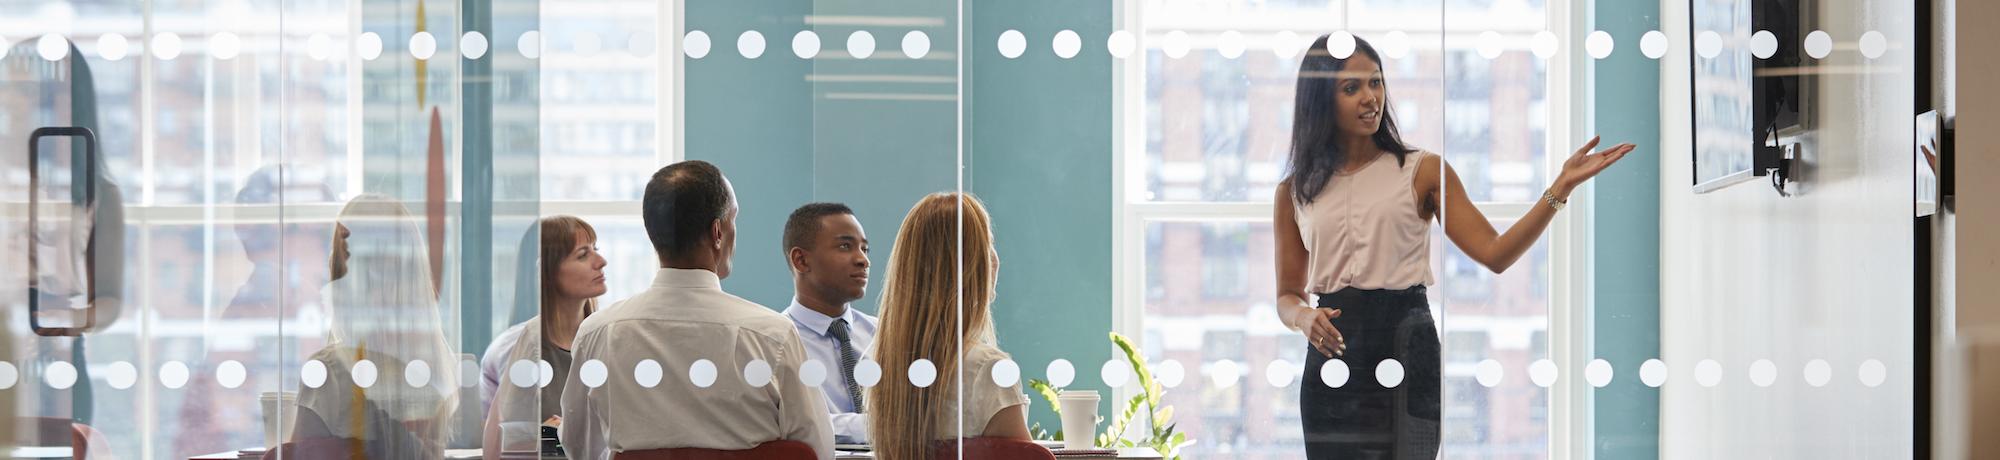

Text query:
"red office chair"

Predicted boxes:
[[931, 437, 1056, 460], [612, 440, 818, 460], [265, 437, 362, 460]]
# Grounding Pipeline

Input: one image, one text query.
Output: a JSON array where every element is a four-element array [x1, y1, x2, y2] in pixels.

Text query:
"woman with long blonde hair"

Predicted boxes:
[[867, 192, 1031, 460]]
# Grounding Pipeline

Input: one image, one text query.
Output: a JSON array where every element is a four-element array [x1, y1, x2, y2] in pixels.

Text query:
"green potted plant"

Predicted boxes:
[[1027, 332, 1190, 459]]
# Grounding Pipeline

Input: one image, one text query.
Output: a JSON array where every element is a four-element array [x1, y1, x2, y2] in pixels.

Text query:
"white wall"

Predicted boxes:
[[1658, 0, 1915, 457]]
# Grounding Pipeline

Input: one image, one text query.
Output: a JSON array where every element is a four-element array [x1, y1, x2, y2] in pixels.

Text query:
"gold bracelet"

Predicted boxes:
[[1542, 189, 1567, 211]]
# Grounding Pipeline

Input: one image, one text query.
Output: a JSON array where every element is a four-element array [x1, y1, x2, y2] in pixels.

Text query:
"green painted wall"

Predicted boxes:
[[1590, 2, 1663, 458]]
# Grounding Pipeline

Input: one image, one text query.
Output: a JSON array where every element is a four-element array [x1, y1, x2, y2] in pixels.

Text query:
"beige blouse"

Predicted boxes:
[[1292, 151, 1437, 297]]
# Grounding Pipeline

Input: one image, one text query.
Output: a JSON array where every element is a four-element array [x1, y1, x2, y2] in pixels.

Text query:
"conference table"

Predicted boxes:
[[188, 446, 1164, 460]]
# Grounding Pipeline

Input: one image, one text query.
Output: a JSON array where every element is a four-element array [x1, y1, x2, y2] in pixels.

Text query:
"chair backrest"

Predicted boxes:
[[268, 437, 364, 460], [930, 437, 1056, 460], [611, 440, 817, 460]]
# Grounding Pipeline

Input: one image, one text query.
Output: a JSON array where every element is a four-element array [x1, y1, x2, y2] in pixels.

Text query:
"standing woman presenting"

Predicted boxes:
[[1275, 35, 1635, 459]]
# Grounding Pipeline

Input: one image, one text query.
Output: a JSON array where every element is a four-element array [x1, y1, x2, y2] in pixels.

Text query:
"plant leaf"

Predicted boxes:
[[1110, 332, 1162, 407], [1028, 378, 1063, 416]]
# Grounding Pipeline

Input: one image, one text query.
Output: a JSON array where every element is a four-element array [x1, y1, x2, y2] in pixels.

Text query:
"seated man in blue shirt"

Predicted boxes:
[[780, 203, 878, 444]]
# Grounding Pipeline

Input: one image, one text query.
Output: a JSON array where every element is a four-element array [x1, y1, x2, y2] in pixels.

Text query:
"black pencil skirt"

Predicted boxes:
[[1299, 286, 1441, 460]]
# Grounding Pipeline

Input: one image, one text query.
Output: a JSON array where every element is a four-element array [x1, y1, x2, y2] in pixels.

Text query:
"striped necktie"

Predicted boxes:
[[829, 318, 864, 413]]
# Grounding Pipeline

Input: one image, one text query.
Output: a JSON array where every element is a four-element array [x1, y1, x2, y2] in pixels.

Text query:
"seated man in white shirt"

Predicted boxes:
[[560, 160, 833, 460], [779, 203, 878, 444]]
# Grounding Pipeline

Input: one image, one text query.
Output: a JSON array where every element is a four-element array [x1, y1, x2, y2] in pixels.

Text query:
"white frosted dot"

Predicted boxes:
[[1327, 31, 1357, 60], [537, 360, 555, 388], [1641, 30, 1669, 59], [991, 359, 1020, 387], [737, 31, 765, 59], [799, 360, 827, 387], [408, 31, 436, 60], [792, 31, 820, 59], [158, 361, 190, 389], [106, 361, 138, 390], [634, 359, 663, 388], [572, 32, 601, 55], [628, 31, 657, 58], [508, 360, 536, 388], [1804, 30, 1832, 59], [98, 34, 129, 60], [46, 361, 78, 389], [350, 360, 377, 389], [1749, 359, 1777, 387], [306, 33, 332, 61], [514, 31, 540, 59], [459, 358, 481, 388], [405, 360, 431, 388], [357, 32, 383, 61], [1046, 359, 1075, 387], [1695, 31, 1723, 59], [1695, 360, 1723, 388], [745, 360, 774, 388], [1215, 30, 1244, 59], [1586, 359, 1614, 388], [580, 359, 608, 389], [846, 31, 875, 59], [1803, 359, 1832, 387], [997, 30, 1026, 59], [1375, 359, 1405, 388], [1529, 359, 1558, 388], [1100, 359, 1129, 388], [1858, 359, 1887, 387], [38, 34, 70, 61], [1586, 30, 1614, 59], [0, 362, 15, 390], [1475, 31, 1504, 59], [461, 31, 488, 60], [689, 359, 717, 388], [1264, 359, 1295, 388], [684, 31, 711, 59], [1161, 30, 1190, 59], [1052, 30, 1081, 59], [1271, 30, 1301, 59], [901, 31, 929, 59], [1859, 31, 1887, 59], [1210, 359, 1241, 388], [1379, 30, 1411, 59], [1155, 360, 1185, 389], [854, 359, 882, 388], [1640, 359, 1668, 387], [1750, 30, 1779, 59], [1319, 359, 1349, 388], [302, 360, 328, 389], [1531, 31, 1559, 59], [219, 360, 248, 389], [908, 359, 937, 388], [1106, 30, 1134, 59], [1475, 360, 1504, 387]]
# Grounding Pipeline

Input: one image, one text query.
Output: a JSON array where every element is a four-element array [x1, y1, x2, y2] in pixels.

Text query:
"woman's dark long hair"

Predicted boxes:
[[1286, 34, 1417, 205]]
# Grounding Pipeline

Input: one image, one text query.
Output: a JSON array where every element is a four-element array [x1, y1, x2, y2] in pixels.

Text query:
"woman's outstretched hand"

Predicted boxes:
[[1552, 136, 1637, 199]]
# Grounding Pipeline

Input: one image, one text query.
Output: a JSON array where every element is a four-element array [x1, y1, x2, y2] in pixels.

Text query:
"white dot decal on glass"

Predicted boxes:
[[1803, 359, 1831, 387], [98, 34, 129, 60], [1376, 359, 1405, 388], [1586, 359, 1614, 388], [1156, 360, 1185, 389], [1749, 359, 1777, 388], [1162, 30, 1190, 59], [847, 30, 876, 59], [159, 361, 190, 389], [1750, 30, 1779, 59], [1272, 30, 1301, 59], [1804, 30, 1833, 59], [737, 31, 765, 59], [799, 360, 827, 387], [1052, 29, 1081, 59], [1327, 31, 1356, 59], [306, 33, 332, 61], [1046, 359, 1075, 387], [1641, 30, 1669, 59], [1858, 359, 1887, 387], [1529, 359, 1558, 388], [1107, 30, 1134, 59], [1695, 360, 1723, 388], [409, 31, 436, 60], [38, 34, 69, 61], [219, 360, 248, 389], [573, 32, 601, 55], [684, 31, 711, 59], [302, 360, 328, 389], [214, 32, 243, 60], [1100, 359, 1129, 387], [1380, 30, 1411, 60], [461, 31, 488, 60], [991, 359, 1020, 387], [1211, 359, 1241, 388], [1859, 31, 1887, 59], [0, 362, 14, 390], [791, 31, 820, 59], [508, 360, 536, 388], [357, 32, 384, 61], [854, 359, 882, 388], [1640, 359, 1668, 387], [628, 31, 657, 58], [460, 358, 481, 388], [908, 359, 937, 388], [745, 360, 774, 388], [634, 359, 663, 388], [1215, 30, 1244, 59], [1695, 31, 1723, 59], [106, 361, 137, 390], [514, 31, 540, 59], [901, 31, 929, 59], [351, 360, 377, 389], [1474, 359, 1503, 388], [1475, 31, 1504, 59], [46, 361, 78, 389], [1531, 31, 1558, 59], [405, 360, 431, 388], [580, 359, 608, 389], [1586, 30, 1614, 59], [537, 360, 555, 388], [1265, 359, 1295, 388], [689, 359, 717, 388], [997, 30, 1025, 59], [1320, 359, 1349, 388]]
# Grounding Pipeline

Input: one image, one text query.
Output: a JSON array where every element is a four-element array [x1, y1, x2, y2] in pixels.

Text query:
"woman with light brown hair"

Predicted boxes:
[[867, 192, 1031, 460], [480, 215, 607, 459]]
